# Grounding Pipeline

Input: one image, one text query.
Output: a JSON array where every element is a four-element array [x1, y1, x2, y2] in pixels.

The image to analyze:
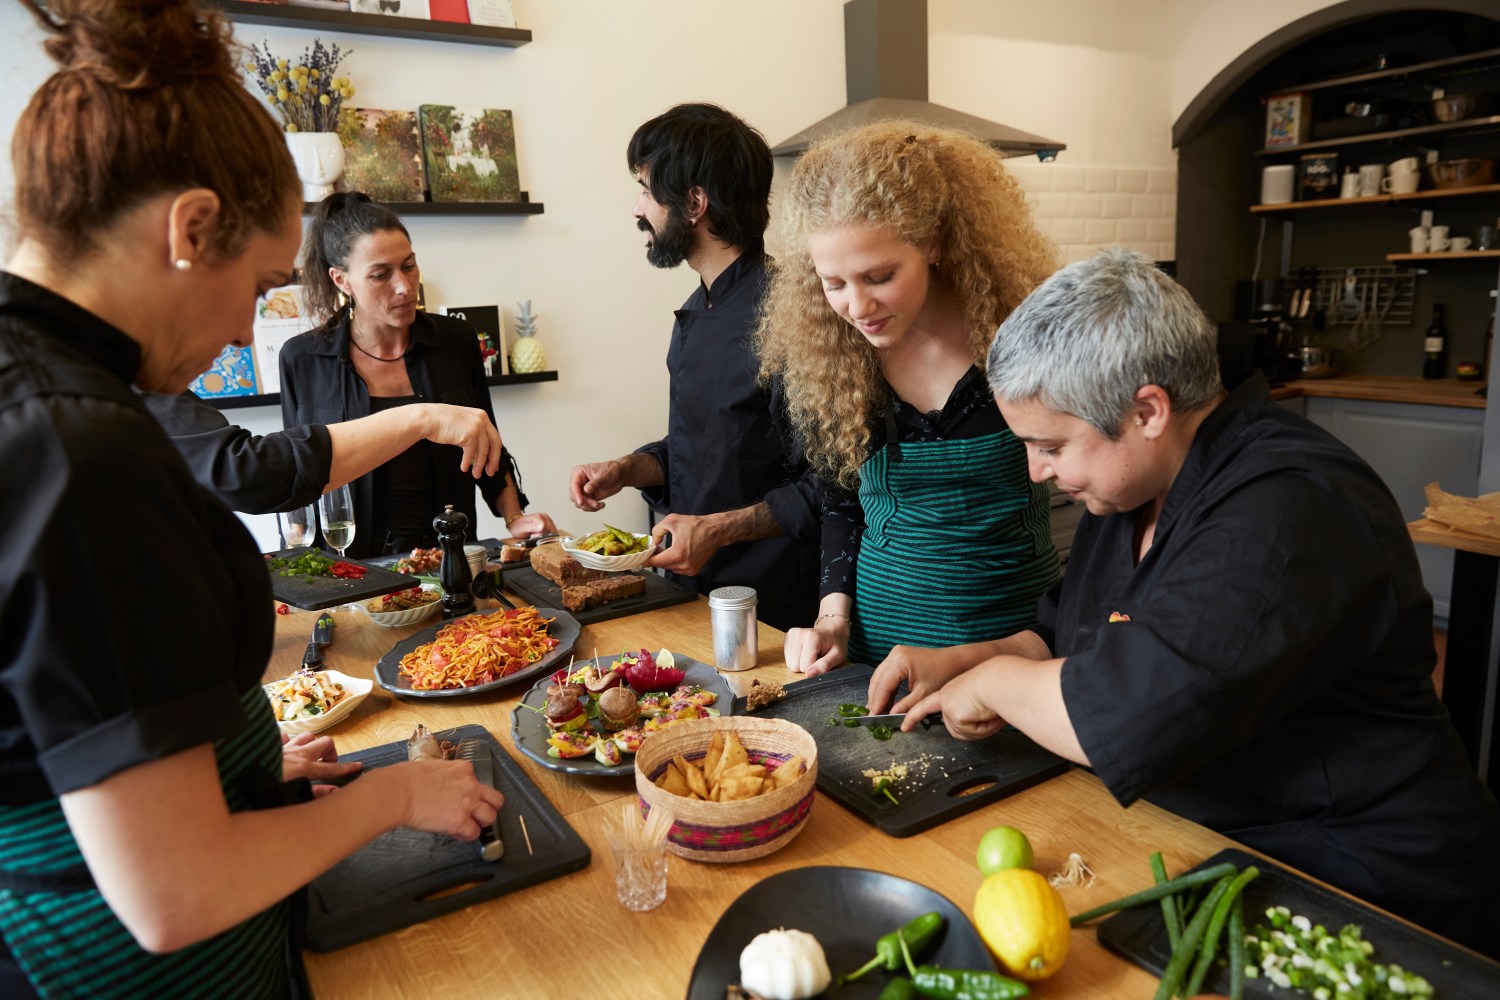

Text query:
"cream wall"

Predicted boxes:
[[0, 1, 1333, 551]]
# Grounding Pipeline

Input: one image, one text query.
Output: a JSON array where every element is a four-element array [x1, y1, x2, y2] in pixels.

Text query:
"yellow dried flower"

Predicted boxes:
[[310, 69, 321, 79], [319, 94, 330, 106], [285, 123, 298, 133], [276, 87, 289, 102], [277, 58, 288, 71]]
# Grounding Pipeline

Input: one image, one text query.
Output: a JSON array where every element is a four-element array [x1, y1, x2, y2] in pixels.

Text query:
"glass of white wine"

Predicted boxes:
[[318, 485, 356, 559], [277, 503, 317, 551]]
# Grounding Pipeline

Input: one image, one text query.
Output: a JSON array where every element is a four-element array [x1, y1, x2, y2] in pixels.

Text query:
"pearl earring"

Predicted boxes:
[[1135, 418, 1144, 426], [173, 258, 193, 272]]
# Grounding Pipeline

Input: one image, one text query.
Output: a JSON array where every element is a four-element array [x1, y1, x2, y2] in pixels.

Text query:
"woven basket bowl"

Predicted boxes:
[[634, 715, 818, 863]]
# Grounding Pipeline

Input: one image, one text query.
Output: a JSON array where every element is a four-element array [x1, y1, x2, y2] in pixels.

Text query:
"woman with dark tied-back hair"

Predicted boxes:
[[0, 2, 503, 996], [278, 192, 555, 556]]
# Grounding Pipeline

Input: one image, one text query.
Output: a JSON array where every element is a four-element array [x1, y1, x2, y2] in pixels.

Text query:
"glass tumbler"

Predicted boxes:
[[611, 841, 667, 912]]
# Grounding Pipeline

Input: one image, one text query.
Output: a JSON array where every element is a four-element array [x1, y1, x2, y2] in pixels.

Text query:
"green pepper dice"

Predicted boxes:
[[910, 967, 1031, 1000], [839, 911, 945, 983]]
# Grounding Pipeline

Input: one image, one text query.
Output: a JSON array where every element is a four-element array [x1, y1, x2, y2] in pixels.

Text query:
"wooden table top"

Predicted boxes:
[[268, 589, 1241, 999], [1269, 375, 1487, 409]]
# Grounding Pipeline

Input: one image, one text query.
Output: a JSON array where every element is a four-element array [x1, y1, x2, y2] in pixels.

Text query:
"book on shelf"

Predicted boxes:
[[191, 345, 259, 399], [465, 0, 515, 28], [251, 284, 318, 396], [440, 304, 506, 375]]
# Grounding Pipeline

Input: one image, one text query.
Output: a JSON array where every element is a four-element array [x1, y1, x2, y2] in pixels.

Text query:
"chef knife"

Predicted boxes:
[[490, 533, 561, 550], [300, 612, 335, 669], [849, 712, 944, 731], [454, 739, 505, 862]]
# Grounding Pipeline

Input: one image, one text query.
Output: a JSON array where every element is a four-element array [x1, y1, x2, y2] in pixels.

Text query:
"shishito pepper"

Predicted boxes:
[[878, 978, 920, 1000], [841, 911, 944, 983], [900, 930, 1029, 1000]]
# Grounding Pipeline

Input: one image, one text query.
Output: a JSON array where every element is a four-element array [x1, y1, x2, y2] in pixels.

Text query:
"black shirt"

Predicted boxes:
[[139, 390, 333, 515], [820, 365, 1001, 598], [278, 308, 525, 557], [635, 251, 821, 631], [0, 270, 274, 800], [1048, 372, 1500, 957]]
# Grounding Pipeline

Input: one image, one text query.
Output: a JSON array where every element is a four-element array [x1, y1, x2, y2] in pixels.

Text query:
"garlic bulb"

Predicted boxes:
[[738, 928, 831, 1000]]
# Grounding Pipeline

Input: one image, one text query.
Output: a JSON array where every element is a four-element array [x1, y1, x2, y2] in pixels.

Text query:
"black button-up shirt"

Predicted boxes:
[[1048, 373, 1500, 957], [634, 251, 821, 631]]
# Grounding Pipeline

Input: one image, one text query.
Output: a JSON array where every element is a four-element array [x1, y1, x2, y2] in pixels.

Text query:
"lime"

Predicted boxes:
[[976, 825, 1034, 876], [656, 648, 676, 670]]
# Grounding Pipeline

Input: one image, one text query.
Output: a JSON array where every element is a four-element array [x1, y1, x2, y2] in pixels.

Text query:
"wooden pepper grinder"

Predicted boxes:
[[435, 504, 475, 619]]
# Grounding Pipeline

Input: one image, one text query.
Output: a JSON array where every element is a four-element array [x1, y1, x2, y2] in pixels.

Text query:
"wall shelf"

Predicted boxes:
[[1258, 115, 1500, 157], [1260, 46, 1500, 98], [204, 370, 559, 411], [1251, 184, 1500, 213], [211, 1, 532, 47], [1385, 250, 1500, 261], [301, 200, 544, 217]]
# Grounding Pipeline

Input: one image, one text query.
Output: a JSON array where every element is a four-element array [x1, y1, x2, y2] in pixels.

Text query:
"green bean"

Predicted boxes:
[[1183, 867, 1259, 998], [1069, 862, 1239, 926], [1152, 874, 1234, 1000], [1228, 895, 1245, 1000], [1149, 852, 1182, 952]]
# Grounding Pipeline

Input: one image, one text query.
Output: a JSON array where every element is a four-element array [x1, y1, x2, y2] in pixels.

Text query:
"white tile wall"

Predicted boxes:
[[1007, 161, 1178, 265]]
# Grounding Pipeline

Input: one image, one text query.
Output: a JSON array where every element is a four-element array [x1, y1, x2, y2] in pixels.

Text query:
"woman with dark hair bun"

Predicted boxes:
[[0, 2, 502, 997], [279, 191, 554, 555]]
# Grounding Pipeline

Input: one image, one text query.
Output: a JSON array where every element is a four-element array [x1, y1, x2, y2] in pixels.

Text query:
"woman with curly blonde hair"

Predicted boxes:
[[758, 120, 1060, 674]]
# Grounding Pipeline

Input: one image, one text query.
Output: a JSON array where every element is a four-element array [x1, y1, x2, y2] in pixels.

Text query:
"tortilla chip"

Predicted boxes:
[[720, 775, 764, 801], [677, 753, 709, 799], [659, 761, 692, 797], [712, 732, 750, 785], [772, 755, 804, 789], [703, 732, 725, 780]]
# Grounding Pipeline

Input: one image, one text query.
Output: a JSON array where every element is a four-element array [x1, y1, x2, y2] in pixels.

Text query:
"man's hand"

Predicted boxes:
[[569, 459, 628, 512], [900, 666, 1008, 740], [867, 644, 977, 715], [282, 732, 362, 796], [506, 512, 556, 537], [648, 513, 723, 576], [420, 404, 502, 479]]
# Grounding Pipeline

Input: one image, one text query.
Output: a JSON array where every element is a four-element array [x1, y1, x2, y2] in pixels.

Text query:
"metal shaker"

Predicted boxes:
[[707, 586, 758, 671]]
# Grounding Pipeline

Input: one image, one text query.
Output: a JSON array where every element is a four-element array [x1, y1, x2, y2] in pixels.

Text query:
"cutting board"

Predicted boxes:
[[266, 547, 413, 612], [737, 665, 1069, 837], [1098, 848, 1500, 998], [304, 724, 590, 951], [501, 565, 697, 624]]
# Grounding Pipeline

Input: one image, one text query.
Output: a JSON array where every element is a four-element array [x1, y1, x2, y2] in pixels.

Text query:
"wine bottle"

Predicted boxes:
[[1423, 304, 1447, 380]]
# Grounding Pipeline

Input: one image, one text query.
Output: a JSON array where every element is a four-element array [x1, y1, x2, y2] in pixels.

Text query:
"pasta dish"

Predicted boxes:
[[399, 607, 560, 690]]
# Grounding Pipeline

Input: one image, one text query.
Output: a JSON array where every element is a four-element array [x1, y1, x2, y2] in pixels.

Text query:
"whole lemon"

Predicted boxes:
[[976, 824, 1034, 876], [973, 868, 1070, 981]]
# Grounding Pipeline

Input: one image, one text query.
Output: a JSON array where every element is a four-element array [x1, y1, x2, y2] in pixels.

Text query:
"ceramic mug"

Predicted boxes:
[[1450, 236, 1473, 252], [1382, 172, 1420, 195], [1409, 226, 1429, 254], [1429, 225, 1451, 252], [1358, 163, 1384, 197], [1388, 156, 1420, 175], [1339, 173, 1361, 198]]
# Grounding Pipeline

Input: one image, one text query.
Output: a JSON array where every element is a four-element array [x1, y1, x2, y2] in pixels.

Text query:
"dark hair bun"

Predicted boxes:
[[36, 0, 235, 88]]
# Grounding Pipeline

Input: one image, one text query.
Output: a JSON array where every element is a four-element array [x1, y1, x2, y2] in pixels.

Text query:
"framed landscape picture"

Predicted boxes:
[[418, 105, 521, 203], [337, 108, 425, 203]]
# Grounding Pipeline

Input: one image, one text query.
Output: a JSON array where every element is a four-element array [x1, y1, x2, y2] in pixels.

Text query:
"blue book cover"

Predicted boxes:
[[190, 344, 259, 398]]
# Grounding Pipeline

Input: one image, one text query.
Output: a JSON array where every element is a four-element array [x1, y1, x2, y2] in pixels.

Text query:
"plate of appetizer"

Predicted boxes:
[[560, 525, 657, 572], [264, 668, 373, 735], [372, 606, 580, 699], [686, 867, 996, 1000], [509, 649, 734, 776]]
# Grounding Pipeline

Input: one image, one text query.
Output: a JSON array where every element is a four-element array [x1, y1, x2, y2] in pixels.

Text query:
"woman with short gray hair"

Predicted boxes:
[[872, 247, 1500, 959]]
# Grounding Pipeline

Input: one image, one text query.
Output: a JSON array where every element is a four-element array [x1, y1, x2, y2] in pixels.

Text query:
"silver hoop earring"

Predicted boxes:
[[173, 258, 193, 272]]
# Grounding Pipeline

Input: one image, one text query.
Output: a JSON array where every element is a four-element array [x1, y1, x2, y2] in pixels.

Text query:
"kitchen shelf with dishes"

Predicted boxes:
[[1257, 115, 1500, 157], [211, 1, 532, 48], [1260, 46, 1500, 99], [1251, 183, 1500, 213], [1385, 250, 1500, 262], [203, 371, 559, 412], [300, 200, 545, 217]]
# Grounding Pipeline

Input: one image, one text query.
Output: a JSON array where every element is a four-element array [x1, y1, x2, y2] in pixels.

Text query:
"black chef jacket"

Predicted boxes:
[[634, 251, 821, 632], [1046, 372, 1500, 957], [141, 390, 333, 515], [278, 308, 525, 557]]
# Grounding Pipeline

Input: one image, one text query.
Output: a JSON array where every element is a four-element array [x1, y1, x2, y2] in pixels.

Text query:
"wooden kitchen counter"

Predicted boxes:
[[266, 591, 1344, 998], [1269, 374, 1487, 408]]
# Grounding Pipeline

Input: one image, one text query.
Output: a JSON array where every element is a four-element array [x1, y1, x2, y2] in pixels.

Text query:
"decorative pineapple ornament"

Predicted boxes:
[[510, 300, 546, 373]]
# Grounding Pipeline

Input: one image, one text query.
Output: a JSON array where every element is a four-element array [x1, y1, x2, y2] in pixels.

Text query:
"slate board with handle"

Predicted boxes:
[[736, 665, 1069, 837], [500, 565, 697, 625], [266, 547, 413, 612], [1097, 847, 1500, 998], [304, 724, 590, 951]]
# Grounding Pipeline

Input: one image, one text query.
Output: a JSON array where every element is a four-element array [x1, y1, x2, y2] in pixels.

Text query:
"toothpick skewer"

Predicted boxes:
[[519, 814, 534, 855]]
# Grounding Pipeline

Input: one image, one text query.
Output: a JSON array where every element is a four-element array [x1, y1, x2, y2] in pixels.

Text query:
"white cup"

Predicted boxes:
[[1339, 173, 1361, 198], [1450, 236, 1472, 252], [1388, 156, 1420, 175], [1261, 165, 1295, 204], [1408, 227, 1429, 254], [1358, 164, 1384, 197], [1429, 225, 1451, 252], [1382, 172, 1420, 195]]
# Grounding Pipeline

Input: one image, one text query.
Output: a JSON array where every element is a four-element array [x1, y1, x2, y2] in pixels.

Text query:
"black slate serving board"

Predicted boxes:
[[266, 547, 413, 612], [500, 565, 697, 624], [737, 665, 1070, 837], [1098, 848, 1500, 999], [304, 724, 590, 951]]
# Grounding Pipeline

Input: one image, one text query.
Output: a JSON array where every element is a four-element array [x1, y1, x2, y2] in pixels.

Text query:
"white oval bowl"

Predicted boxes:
[[561, 533, 657, 572], [358, 585, 444, 628], [264, 669, 373, 735]]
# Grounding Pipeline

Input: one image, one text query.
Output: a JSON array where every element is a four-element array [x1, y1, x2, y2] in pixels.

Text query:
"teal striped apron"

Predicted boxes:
[[849, 428, 1059, 665], [0, 688, 294, 999]]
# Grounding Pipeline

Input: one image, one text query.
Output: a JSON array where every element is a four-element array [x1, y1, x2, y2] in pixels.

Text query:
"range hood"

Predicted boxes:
[[773, 0, 1066, 160]]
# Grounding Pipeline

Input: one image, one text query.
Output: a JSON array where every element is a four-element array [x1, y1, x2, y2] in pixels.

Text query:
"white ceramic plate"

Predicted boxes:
[[560, 532, 657, 572], [264, 669, 373, 735], [357, 584, 443, 628]]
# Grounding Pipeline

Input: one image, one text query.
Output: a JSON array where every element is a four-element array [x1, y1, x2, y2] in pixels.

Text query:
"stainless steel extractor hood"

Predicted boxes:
[[773, 0, 1066, 159]]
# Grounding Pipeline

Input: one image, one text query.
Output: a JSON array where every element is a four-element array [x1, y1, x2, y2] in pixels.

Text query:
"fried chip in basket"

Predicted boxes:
[[677, 752, 709, 799], [703, 731, 725, 781], [656, 760, 691, 798], [711, 732, 750, 785], [772, 755, 804, 790]]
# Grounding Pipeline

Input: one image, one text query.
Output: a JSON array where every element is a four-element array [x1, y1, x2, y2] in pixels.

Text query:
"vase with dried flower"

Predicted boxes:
[[245, 39, 355, 201]]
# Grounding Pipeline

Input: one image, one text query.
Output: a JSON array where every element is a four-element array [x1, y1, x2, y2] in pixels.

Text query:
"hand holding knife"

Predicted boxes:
[[850, 712, 944, 731]]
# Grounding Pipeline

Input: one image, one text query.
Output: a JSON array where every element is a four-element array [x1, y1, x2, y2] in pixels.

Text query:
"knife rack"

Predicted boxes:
[[1306, 264, 1418, 329]]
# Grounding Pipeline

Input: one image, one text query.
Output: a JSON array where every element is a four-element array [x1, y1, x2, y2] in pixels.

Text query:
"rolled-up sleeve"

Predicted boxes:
[[634, 438, 670, 511]]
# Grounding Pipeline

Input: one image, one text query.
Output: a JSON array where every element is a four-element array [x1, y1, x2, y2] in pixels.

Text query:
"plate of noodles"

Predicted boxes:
[[372, 605, 581, 699]]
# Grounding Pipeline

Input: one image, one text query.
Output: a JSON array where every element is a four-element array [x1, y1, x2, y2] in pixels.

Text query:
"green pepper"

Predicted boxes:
[[900, 930, 1030, 999], [840, 911, 944, 983], [878, 978, 921, 1000], [869, 725, 895, 740], [872, 775, 900, 805]]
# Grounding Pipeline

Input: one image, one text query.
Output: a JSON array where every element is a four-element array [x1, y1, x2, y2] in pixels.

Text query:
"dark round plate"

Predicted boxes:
[[372, 607, 580, 698], [508, 655, 733, 777], [686, 867, 995, 999]]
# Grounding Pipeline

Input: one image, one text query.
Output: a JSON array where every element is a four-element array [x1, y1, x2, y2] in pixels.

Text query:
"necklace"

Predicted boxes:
[[350, 335, 410, 363]]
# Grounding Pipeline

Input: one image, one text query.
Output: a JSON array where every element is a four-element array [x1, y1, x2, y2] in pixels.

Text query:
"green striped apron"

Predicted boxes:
[[0, 688, 296, 999], [849, 428, 1059, 665]]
